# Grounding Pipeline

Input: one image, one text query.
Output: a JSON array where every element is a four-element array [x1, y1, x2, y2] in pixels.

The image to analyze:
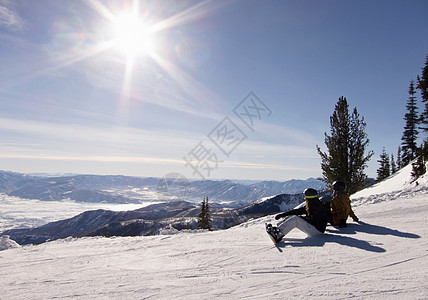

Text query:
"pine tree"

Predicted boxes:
[[401, 80, 419, 165], [317, 96, 374, 194], [397, 146, 403, 169], [197, 197, 212, 230], [411, 141, 428, 180], [391, 153, 397, 174], [417, 54, 428, 137], [377, 147, 391, 181], [411, 153, 426, 181]]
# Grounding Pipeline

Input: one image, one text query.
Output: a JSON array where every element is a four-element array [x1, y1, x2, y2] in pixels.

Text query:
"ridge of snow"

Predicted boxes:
[[352, 162, 428, 199]]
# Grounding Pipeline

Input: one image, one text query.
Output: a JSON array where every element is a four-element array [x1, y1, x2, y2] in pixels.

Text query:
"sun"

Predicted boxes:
[[111, 12, 156, 58]]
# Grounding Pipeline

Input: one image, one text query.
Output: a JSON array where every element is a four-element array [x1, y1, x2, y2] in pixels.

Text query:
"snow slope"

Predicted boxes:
[[0, 166, 427, 299], [352, 162, 428, 199]]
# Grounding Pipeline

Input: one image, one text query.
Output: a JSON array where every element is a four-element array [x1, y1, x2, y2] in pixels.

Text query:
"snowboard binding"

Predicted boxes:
[[266, 223, 284, 244]]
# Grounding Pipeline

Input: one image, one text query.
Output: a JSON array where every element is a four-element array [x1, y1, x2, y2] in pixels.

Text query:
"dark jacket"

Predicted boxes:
[[276, 197, 327, 233]]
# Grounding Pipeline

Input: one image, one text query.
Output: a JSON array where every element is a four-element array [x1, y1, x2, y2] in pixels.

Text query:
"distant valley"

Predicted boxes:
[[0, 170, 326, 207]]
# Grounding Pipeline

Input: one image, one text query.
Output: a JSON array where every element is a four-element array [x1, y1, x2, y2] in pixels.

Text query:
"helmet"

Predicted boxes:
[[304, 188, 318, 199], [333, 180, 346, 192]]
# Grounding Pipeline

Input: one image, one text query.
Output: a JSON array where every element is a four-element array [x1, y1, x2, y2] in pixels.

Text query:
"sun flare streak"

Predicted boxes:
[[151, 0, 232, 32], [0, 39, 115, 91], [1, 0, 235, 118]]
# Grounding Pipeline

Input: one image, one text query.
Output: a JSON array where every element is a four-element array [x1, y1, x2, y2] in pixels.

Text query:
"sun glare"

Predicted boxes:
[[112, 13, 156, 57]]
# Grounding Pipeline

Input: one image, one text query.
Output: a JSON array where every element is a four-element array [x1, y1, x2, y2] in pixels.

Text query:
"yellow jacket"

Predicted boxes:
[[331, 192, 358, 226]]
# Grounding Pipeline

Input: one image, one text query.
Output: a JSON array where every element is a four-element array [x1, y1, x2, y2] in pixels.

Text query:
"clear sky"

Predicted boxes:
[[0, 0, 427, 181]]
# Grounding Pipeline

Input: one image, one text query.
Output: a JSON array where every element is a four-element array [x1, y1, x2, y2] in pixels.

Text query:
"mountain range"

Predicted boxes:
[[0, 170, 331, 245], [0, 170, 326, 206], [4, 191, 334, 245]]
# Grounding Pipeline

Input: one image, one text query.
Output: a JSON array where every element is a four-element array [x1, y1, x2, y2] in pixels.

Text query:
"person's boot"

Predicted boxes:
[[275, 228, 285, 242]]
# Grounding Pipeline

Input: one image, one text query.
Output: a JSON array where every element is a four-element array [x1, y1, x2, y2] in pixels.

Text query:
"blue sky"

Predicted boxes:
[[0, 0, 427, 181]]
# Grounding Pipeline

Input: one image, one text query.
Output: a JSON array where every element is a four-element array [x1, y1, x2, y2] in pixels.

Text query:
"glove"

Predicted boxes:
[[275, 212, 288, 220]]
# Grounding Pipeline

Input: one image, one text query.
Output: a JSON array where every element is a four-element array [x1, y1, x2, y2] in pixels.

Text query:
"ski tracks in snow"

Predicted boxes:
[[0, 194, 427, 299]]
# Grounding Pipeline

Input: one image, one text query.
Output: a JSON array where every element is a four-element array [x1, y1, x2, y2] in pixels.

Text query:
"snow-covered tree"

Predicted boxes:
[[401, 80, 419, 166], [317, 96, 374, 194]]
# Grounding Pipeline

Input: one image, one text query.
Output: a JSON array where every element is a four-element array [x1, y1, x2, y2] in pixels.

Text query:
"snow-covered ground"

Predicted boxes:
[[1, 164, 427, 299], [352, 161, 428, 199]]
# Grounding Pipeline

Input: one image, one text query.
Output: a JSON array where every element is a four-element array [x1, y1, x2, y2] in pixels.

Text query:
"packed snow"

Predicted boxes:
[[0, 164, 427, 299]]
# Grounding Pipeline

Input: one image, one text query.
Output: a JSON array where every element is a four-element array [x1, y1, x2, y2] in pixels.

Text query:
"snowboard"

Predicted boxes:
[[265, 223, 283, 246]]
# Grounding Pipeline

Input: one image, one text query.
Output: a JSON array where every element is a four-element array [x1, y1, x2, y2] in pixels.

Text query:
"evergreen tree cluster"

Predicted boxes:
[[318, 54, 428, 193], [376, 147, 401, 182], [402, 55, 428, 180], [375, 54, 428, 182], [401, 80, 419, 165], [377, 148, 391, 181], [411, 141, 428, 181], [197, 197, 212, 230], [418, 55, 428, 135]]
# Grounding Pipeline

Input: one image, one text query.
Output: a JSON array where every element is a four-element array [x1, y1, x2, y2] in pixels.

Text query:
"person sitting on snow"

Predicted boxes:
[[269, 188, 327, 242], [330, 180, 359, 228]]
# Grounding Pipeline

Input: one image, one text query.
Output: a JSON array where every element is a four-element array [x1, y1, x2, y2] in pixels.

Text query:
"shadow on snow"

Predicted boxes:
[[277, 221, 420, 253], [326, 221, 420, 239]]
